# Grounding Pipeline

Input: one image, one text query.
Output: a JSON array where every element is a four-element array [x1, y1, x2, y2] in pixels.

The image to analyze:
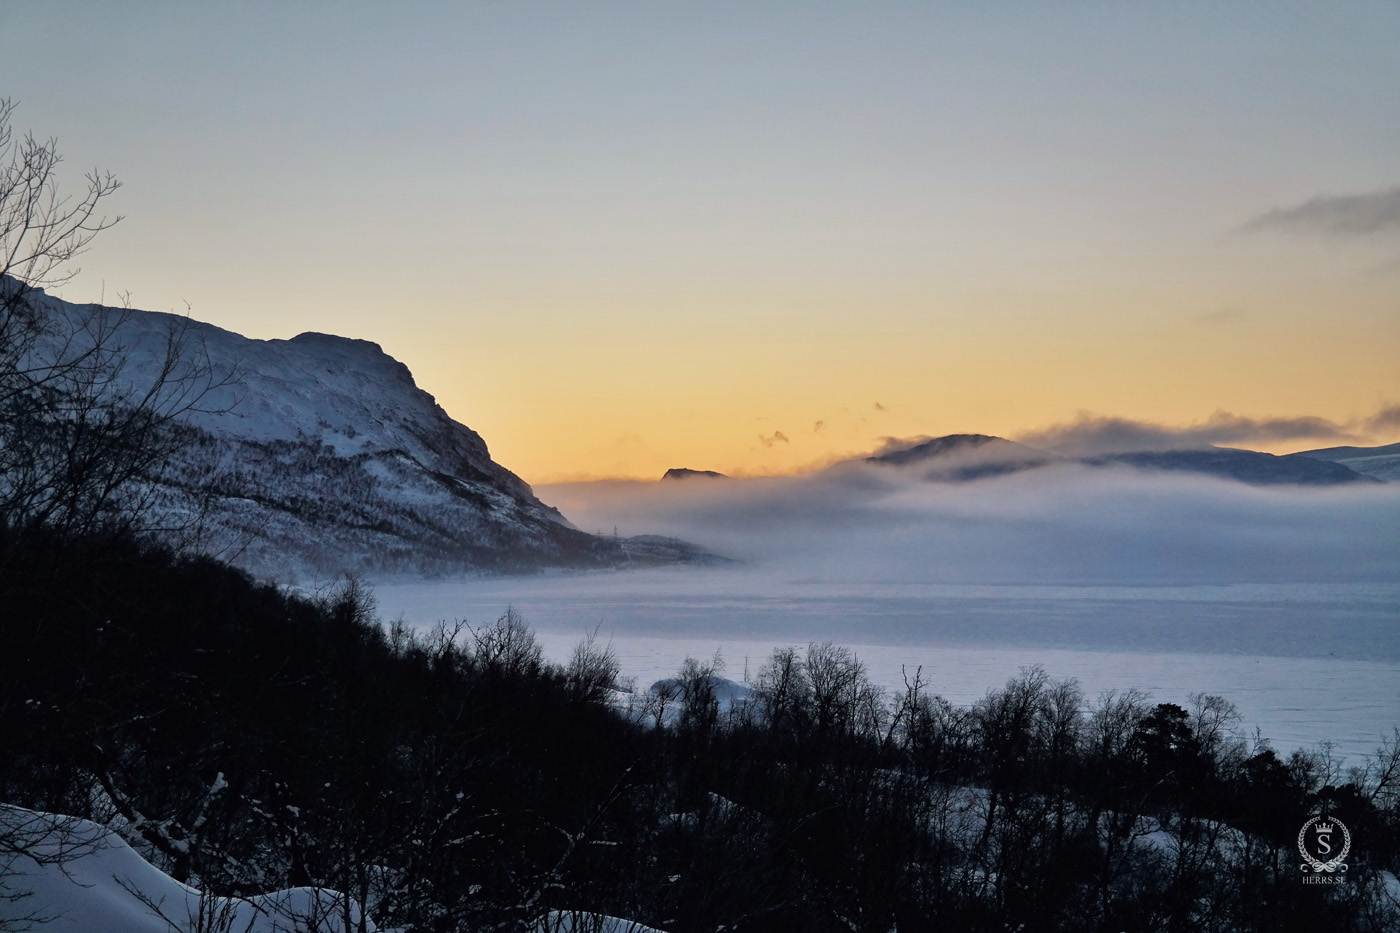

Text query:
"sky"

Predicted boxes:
[[3, 1, 1398, 483]]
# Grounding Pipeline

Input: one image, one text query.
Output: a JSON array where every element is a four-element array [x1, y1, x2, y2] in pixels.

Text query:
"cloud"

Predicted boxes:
[[758, 430, 789, 447], [869, 435, 934, 457], [1241, 187, 1400, 237], [534, 408, 1399, 594], [1017, 411, 1358, 456], [538, 459, 1400, 587], [1369, 405, 1400, 434]]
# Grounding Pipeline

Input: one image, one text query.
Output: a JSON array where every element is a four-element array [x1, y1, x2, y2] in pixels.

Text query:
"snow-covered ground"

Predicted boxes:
[[535, 912, 665, 933], [0, 807, 666, 933], [0, 806, 371, 933]]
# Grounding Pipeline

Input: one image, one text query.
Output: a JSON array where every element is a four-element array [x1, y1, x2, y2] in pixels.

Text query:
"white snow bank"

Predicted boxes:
[[535, 910, 665, 933], [0, 805, 373, 933], [1378, 871, 1400, 910]]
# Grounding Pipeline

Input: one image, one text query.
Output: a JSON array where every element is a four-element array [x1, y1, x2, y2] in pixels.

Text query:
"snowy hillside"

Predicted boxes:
[[1292, 441, 1400, 482], [17, 286, 709, 579], [863, 433, 1059, 481], [861, 433, 1377, 486], [0, 806, 372, 933]]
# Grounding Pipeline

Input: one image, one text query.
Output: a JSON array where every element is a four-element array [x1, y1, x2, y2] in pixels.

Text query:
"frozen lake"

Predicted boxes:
[[374, 567, 1400, 764]]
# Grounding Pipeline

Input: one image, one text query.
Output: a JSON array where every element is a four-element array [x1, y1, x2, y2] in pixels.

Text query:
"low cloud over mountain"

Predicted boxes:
[[541, 428, 1397, 586], [1015, 411, 1374, 456]]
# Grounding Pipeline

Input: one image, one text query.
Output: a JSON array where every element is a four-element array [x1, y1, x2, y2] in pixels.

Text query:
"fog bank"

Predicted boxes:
[[541, 462, 1399, 586]]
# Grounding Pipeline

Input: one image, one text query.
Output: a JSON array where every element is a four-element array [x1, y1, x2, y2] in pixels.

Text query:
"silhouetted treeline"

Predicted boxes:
[[2, 523, 1398, 932]]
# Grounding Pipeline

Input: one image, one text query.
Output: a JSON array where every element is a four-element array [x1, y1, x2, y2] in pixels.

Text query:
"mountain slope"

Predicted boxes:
[[1290, 441, 1400, 482], [662, 468, 727, 481], [1086, 447, 1380, 486], [864, 434, 1376, 486], [19, 287, 707, 578], [864, 434, 1059, 481]]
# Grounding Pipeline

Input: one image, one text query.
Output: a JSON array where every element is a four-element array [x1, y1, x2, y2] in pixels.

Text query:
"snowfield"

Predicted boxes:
[[0, 806, 373, 933]]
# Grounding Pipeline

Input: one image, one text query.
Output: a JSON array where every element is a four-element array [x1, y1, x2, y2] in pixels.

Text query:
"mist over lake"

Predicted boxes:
[[375, 466, 1400, 763]]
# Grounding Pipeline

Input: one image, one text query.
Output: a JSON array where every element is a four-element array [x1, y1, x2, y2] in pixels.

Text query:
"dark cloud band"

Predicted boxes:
[[1015, 410, 1375, 455], [1242, 187, 1400, 237]]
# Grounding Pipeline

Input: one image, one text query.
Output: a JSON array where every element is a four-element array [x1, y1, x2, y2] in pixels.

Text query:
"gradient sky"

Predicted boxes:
[[3, 1, 1397, 482]]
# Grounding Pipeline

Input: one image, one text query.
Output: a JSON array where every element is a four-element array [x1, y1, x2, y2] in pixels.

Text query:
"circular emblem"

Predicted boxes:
[[1297, 815, 1350, 873]]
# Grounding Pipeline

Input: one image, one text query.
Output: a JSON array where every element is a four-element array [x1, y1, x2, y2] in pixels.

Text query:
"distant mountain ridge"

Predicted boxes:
[[863, 434, 1381, 486], [1291, 441, 1400, 482], [21, 287, 713, 579], [662, 468, 727, 481], [865, 434, 1059, 481], [655, 434, 1384, 489], [1086, 447, 1375, 485]]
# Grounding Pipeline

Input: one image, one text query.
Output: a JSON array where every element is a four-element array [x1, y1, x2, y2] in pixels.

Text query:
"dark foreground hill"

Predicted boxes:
[[1, 525, 1397, 932]]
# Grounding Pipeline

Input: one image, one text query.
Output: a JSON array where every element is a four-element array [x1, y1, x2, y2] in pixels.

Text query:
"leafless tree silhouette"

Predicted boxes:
[[0, 99, 237, 550]]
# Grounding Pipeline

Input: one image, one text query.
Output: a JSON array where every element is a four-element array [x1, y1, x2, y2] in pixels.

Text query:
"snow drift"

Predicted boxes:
[[0, 806, 372, 933]]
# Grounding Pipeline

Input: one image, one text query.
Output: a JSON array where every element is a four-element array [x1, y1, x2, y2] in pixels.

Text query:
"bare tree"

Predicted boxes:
[[565, 626, 621, 703], [1, 301, 237, 543], [0, 100, 235, 550], [472, 606, 544, 678], [0, 101, 241, 920], [0, 98, 121, 304], [674, 653, 725, 737], [751, 646, 812, 741], [805, 641, 878, 741]]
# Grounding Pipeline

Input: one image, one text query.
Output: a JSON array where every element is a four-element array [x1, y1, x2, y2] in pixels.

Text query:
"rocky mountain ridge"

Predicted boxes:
[[1292, 441, 1400, 482], [864, 434, 1382, 486], [675, 433, 1388, 486], [662, 467, 727, 481], [18, 287, 711, 579]]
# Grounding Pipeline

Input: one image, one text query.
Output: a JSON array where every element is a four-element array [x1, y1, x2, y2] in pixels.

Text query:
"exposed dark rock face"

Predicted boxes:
[[662, 467, 728, 481]]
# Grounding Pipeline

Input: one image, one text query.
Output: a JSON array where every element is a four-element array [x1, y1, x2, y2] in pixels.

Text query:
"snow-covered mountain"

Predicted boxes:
[[17, 286, 710, 579], [864, 433, 1059, 481], [1291, 441, 1400, 482], [1084, 446, 1378, 485], [863, 434, 1380, 486]]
